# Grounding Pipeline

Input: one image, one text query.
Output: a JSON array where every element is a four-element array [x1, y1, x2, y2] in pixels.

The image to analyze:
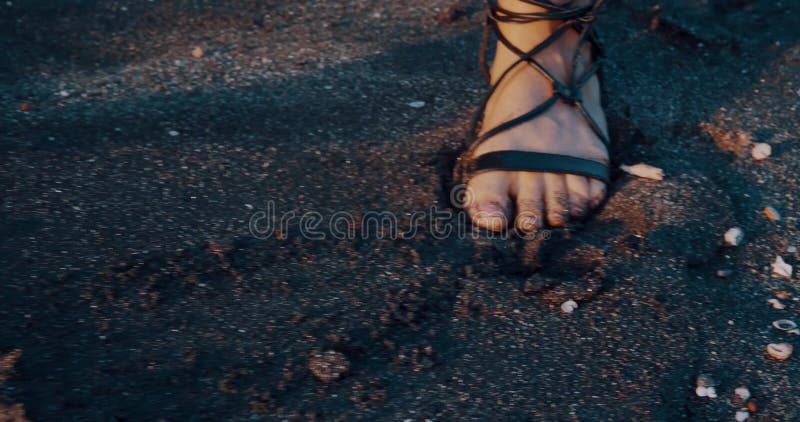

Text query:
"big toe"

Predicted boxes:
[[467, 173, 511, 232]]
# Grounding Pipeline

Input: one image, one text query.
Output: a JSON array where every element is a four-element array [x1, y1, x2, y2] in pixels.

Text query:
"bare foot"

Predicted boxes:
[[467, 0, 609, 232]]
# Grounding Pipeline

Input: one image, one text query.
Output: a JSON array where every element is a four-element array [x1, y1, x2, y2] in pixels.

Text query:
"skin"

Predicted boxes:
[[467, 0, 609, 232]]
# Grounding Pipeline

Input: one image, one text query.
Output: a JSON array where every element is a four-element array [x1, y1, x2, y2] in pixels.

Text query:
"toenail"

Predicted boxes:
[[516, 216, 540, 231], [476, 202, 505, 215]]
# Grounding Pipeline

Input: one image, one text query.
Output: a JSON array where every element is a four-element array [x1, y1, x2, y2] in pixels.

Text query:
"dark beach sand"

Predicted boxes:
[[1, 0, 799, 420]]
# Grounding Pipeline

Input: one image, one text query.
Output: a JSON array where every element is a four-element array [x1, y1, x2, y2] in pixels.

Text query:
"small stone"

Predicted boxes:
[[735, 410, 749, 422], [308, 350, 350, 383], [763, 206, 781, 221], [59, 90, 70, 97], [735, 387, 751, 402], [560, 300, 578, 314], [768, 298, 786, 310], [724, 227, 744, 246], [407, 101, 426, 108], [788, 246, 797, 254], [771, 256, 793, 279], [620, 163, 664, 181], [766, 342, 793, 360], [191, 47, 204, 58], [168, 130, 180, 137], [716, 269, 734, 278], [751, 143, 772, 160]]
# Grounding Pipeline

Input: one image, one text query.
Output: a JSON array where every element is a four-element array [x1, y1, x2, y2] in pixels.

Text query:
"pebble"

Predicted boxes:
[[308, 350, 350, 383], [735, 386, 751, 402], [168, 130, 180, 137], [619, 163, 664, 181], [766, 343, 793, 360], [763, 206, 781, 221], [735, 410, 749, 422], [751, 143, 772, 160], [771, 256, 793, 279], [407, 101, 426, 108], [788, 246, 797, 254], [767, 298, 786, 310], [191, 47, 204, 58], [560, 300, 578, 314], [724, 227, 744, 246]]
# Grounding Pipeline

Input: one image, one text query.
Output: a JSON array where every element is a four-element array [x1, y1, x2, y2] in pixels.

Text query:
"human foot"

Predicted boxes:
[[462, 0, 609, 232]]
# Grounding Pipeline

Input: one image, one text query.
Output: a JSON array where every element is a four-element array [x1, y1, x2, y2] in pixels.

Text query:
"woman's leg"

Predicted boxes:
[[467, 0, 608, 232]]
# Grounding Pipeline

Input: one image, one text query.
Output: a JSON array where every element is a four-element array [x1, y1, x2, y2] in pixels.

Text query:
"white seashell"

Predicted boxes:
[[751, 143, 772, 160], [407, 101, 426, 108], [766, 342, 793, 360], [620, 163, 664, 181], [768, 298, 786, 310], [705, 386, 717, 398], [772, 319, 800, 334], [695, 386, 709, 397], [771, 256, 793, 279], [724, 227, 744, 246], [734, 387, 751, 402], [789, 246, 797, 254], [735, 410, 749, 422], [560, 300, 578, 314]]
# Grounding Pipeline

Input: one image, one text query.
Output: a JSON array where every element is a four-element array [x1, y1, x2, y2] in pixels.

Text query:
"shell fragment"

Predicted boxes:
[[735, 410, 749, 422], [734, 387, 751, 402], [561, 300, 578, 314], [724, 227, 744, 246], [751, 143, 772, 160], [772, 319, 800, 335], [763, 206, 781, 221], [768, 298, 786, 310], [766, 343, 793, 360], [771, 256, 793, 279], [620, 163, 664, 181]]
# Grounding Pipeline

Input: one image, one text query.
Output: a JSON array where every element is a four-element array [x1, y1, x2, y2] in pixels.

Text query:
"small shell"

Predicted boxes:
[[766, 343, 793, 360], [768, 298, 786, 310], [191, 46, 204, 58], [735, 410, 749, 422], [772, 319, 800, 334], [788, 246, 798, 254], [735, 386, 751, 402], [724, 227, 745, 246], [407, 101, 426, 108], [751, 143, 772, 160], [771, 256, 793, 279], [695, 386, 709, 397], [561, 300, 578, 314], [763, 206, 781, 221], [620, 163, 664, 181]]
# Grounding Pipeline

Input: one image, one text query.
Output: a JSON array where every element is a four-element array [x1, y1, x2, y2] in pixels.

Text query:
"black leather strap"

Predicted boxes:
[[472, 151, 609, 183], [458, 0, 610, 185]]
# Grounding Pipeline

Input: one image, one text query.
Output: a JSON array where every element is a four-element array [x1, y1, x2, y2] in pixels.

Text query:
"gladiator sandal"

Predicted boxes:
[[454, 0, 610, 189]]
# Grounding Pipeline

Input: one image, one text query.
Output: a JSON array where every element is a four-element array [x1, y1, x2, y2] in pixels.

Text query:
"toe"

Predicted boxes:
[[467, 172, 512, 232], [565, 175, 591, 219], [588, 179, 607, 208], [544, 173, 569, 226], [513, 174, 545, 233]]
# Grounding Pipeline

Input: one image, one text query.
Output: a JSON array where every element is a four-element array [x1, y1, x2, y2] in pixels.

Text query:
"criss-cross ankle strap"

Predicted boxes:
[[457, 0, 610, 184]]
